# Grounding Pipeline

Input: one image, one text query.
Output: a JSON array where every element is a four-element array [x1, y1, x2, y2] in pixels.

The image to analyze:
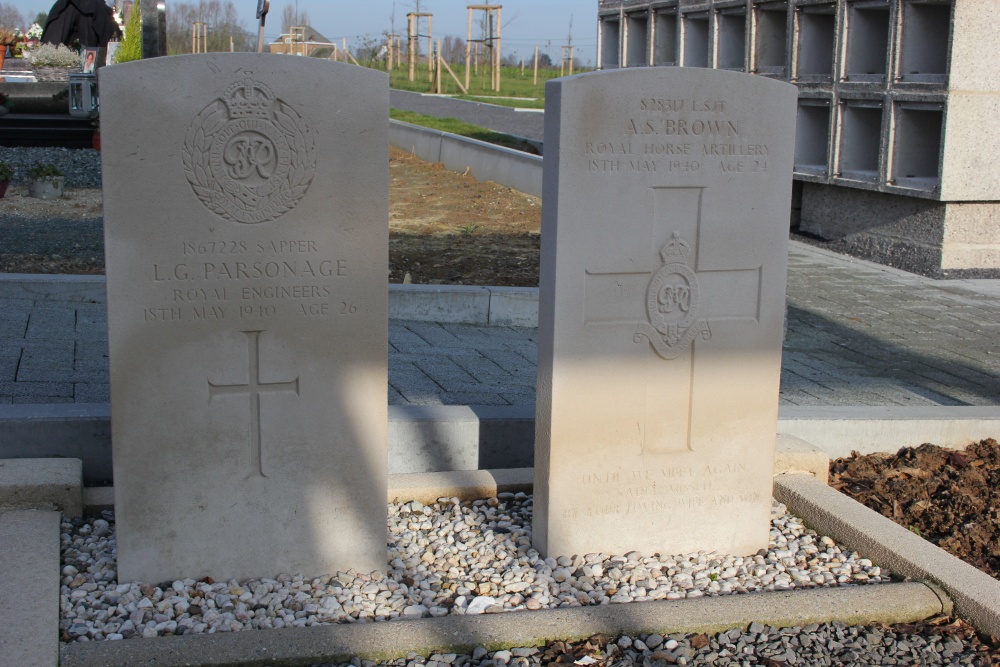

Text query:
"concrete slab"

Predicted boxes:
[[5, 403, 997, 484], [0, 458, 82, 516], [774, 434, 830, 484], [388, 284, 492, 325], [58, 583, 945, 667], [388, 468, 533, 504], [487, 287, 539, 327], [775, 473, 1000, 639], [0, 274, 104, 303], [389, 405, 534, 473], [777, 405, 1000, 457], [0, 509, 61, 667], [0, 404, 113, 485]]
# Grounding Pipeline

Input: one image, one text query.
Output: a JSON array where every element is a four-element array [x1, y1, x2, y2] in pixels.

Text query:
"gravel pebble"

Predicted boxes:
[[0, 146, 101, 187], [61, 496, 892, 642]]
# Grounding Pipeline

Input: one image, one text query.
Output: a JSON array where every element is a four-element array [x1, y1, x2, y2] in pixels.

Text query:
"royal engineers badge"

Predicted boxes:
[[182, 73, 316, 224], [634, 233, 712, 359]]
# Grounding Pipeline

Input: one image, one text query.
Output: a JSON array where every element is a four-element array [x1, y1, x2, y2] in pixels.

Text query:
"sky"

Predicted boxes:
[[16, 1, 598, 64], [246, 1, 598, 66]]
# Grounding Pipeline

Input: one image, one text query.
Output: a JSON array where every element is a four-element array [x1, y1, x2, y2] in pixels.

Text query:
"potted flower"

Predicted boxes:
[[25, 22, 43, 48], [0, 27, 14, 70], [0, 161, 12, 198], [27, 163, 64, 199], [25, 43, 80, 81]]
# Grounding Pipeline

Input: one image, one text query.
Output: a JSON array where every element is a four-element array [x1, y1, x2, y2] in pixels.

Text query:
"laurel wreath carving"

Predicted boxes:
[[181, 97, 316, 224]]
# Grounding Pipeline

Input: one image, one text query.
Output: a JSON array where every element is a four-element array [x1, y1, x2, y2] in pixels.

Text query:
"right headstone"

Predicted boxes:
[[534, 68, 797, 558]]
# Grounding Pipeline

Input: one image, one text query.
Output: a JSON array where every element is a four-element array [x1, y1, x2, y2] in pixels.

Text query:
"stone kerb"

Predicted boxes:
[[389, 119, 543, 198], [99, 54, 389, 584], [533, 67, 797, 559]]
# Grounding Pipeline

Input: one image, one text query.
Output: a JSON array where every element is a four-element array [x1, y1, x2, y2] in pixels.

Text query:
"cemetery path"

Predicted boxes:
[[831, 438, 1000, 581], [0, 151, 997, 408], [1, 242, 997, 409], [390, 89, 545, 142]]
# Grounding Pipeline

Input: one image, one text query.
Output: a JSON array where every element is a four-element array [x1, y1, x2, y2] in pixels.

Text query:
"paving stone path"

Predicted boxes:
[[0, 242, 997, 407]]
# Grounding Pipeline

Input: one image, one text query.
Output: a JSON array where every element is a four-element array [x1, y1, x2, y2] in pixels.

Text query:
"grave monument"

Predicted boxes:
[[100, 54, 389, 583], [534, 67, 796, 558]]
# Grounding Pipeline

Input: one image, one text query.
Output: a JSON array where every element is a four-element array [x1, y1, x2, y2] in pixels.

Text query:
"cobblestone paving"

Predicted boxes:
[[0, 243, 997, 407]]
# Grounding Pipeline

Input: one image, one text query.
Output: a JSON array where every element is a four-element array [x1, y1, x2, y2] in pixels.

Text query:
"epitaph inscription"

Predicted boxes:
[[183, 73, 317, 224]]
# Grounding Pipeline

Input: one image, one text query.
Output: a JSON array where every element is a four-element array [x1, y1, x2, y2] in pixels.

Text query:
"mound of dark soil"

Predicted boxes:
[[831, 439, 1000, 579]]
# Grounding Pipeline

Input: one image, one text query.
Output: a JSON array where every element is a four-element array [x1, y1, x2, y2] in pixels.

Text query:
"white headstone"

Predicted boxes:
[[534, 68, 796, 558], [100, 54, 388, 583]]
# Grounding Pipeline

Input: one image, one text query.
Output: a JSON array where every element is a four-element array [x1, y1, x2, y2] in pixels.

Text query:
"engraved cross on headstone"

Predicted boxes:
[[584, 186, 763, 454], [208, 330, 299, 478]]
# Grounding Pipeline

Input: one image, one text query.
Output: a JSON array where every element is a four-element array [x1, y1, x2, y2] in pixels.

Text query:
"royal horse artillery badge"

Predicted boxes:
[[634, 232, 712, 359]]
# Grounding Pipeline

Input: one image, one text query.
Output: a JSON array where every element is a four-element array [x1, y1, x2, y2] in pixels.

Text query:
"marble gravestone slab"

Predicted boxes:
[[100, 54, 388, 583], [534, 68, 797, 559]]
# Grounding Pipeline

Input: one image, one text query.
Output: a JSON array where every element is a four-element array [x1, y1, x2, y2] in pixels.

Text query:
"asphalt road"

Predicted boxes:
[[390, 89, 545, 143]]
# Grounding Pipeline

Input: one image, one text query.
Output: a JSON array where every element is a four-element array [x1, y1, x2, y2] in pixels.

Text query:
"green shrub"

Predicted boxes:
[[28, 163, 64, 179], [116, 1, 143, 64], [0, 162, 12, 181]]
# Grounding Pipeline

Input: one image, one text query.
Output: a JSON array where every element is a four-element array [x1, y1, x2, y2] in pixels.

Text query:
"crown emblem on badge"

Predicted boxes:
[[183, 71, 316, 225], [634, 232, 712, 359], [224, 74, 275, 119], [660, 232, 692, 262]]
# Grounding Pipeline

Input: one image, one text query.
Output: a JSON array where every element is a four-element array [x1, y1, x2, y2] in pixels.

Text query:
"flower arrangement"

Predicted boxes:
[[26, 43, 80, 68], [26, 23, 43, 41]]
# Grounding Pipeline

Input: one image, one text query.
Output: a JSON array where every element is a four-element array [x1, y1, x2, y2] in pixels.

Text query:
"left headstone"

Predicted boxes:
[[100, 54, 389, 584]]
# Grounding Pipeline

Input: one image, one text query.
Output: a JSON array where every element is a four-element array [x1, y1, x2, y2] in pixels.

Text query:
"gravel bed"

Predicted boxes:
[[61, 495, 891, 643], [0, 146, 102, 188]]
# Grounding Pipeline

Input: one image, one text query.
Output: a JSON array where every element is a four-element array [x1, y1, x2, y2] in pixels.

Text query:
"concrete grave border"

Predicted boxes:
[[59, 583, 947, 667]]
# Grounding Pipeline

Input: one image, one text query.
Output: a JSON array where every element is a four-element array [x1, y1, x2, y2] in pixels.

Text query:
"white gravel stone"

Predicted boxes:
[[59, 497, 891, 642]]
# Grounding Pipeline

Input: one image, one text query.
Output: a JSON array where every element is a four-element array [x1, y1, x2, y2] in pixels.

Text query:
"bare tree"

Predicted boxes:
[[166, 0, 252, 54], [0, 3, 25, 29], [281, 3, 310, 33], [440, 34, 465, 63]]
